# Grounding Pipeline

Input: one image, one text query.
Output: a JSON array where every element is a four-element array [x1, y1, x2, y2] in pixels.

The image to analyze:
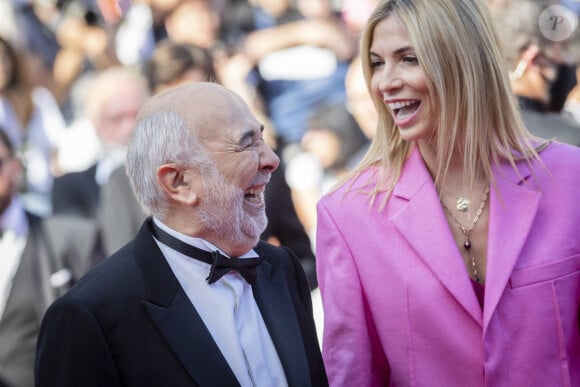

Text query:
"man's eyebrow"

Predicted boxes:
[[237, 124, 264, 146]]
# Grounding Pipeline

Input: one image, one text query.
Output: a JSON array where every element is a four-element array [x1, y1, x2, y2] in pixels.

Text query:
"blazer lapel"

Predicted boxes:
[[484, 162, 541, 328], [252, 252, 312, 387], [391, 148, 483, 324], [135, 220, 240, 387]]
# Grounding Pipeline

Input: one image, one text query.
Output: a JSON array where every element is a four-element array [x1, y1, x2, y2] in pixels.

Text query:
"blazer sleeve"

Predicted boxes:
[[35, 296, 122, 387], [316, 200, 390, 387]]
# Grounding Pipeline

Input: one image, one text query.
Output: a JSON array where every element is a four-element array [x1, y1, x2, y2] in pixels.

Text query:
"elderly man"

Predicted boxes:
[[35, 82, 327, 387]]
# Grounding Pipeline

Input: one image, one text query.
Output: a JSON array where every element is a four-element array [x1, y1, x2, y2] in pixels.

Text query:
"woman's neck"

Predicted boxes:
[[416, 139, 485, 196]]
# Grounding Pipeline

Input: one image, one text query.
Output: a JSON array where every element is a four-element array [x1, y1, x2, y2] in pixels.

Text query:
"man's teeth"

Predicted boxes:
[[246, 187, 264, 195], [245, 186, 265, 200]]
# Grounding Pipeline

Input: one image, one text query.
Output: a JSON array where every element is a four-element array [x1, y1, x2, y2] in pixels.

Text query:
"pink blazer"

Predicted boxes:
[[316, 142, 580, 387]]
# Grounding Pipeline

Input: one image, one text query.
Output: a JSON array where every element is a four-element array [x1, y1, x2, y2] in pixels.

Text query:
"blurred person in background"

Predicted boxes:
[[340, 0, 380, 37], [51, 66, 149, 219], [11, 0, 61, 93], [115, 0, 186, 66], [286, 103, 368, 244], [143, 40, 219, 94], [0, 1, 24, 50], [565, 65, 580, 124], [0, 127, 101, 387], [238, 0, 356, 159], [0, 36, 66, 216], [162, 0, 245, 100], [164, 0, 225, 52], [491, 0, 580, 146], [98, 41, 216, 256], [345, 54, 378, 167], [52, 0, 120, 120]]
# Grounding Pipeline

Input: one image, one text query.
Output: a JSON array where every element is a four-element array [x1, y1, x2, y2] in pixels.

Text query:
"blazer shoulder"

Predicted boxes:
[[320, 168, 378, 207], [537, 141, 580, 174]]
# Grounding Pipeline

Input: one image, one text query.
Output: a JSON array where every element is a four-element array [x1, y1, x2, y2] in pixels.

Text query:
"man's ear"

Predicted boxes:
[[156, 164, 199, 206]]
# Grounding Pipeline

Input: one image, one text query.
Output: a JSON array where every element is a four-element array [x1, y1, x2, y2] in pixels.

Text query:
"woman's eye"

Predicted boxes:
[[402, 55, 419, 64], [370, 60, 384, 68]]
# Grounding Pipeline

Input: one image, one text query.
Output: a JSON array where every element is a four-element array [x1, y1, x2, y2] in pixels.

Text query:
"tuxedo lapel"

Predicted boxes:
[[135, 220, 240, 387], [142, 292, 240, 387], [391, 148, 483, 325], [252, 246, 312, 387]]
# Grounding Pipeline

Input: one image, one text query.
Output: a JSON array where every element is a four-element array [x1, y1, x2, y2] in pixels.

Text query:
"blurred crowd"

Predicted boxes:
[[0, 0, 578, 242], [0, 0, 378, 238], [0, 0, 579, 386]]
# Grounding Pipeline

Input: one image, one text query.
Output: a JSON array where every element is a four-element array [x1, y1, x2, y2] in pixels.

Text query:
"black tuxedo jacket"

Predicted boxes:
[[0, 213, 101, 387], [35, 219, 328, 387]]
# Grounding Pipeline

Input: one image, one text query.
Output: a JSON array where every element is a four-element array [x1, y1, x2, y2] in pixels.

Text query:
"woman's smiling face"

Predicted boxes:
[[369, 15, 436, 143]]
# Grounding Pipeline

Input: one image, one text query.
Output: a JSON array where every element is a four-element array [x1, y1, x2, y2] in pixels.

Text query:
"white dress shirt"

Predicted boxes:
[[152, 218, 288, 387]]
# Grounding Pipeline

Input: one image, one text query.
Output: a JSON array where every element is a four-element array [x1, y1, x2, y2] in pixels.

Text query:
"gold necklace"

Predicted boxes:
[[441, 186, 490, 283]]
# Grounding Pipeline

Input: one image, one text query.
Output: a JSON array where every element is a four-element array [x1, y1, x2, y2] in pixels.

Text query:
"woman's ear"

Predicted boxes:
[[156, 164, 199, 206]]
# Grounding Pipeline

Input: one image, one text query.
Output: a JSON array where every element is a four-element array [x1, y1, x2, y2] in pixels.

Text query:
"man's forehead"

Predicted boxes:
[[138, 83, 234, 118]]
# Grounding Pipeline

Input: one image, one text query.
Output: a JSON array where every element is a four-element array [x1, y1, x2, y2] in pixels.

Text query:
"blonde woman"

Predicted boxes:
[[315, 0, 580, 386]]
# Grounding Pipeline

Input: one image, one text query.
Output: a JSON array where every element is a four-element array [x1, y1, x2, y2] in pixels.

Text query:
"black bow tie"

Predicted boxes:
[[150, 221, 262, 285]]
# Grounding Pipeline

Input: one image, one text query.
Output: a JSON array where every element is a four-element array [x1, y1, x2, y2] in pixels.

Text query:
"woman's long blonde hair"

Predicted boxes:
[[343, 0, 543, 208]]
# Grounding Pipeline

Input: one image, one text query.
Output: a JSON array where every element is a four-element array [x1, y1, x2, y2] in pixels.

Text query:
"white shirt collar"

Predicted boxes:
[[152, 217, 259, 259]]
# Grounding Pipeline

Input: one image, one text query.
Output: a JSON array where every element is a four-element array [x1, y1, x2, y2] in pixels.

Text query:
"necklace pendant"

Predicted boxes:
[[456, 197, 470, 212], [463, 239, 471, 250]]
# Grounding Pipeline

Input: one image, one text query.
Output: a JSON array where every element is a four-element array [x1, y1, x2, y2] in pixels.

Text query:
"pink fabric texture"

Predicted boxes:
[[316, 142, 580, 387]]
